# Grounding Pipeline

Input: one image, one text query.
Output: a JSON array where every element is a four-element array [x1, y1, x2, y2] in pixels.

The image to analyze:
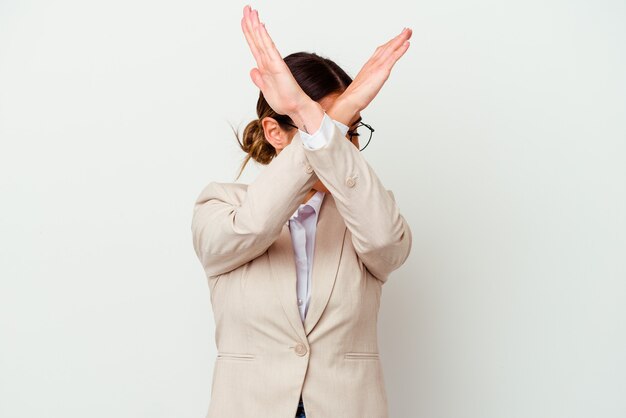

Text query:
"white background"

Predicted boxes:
[[1, 0, 625, 417]]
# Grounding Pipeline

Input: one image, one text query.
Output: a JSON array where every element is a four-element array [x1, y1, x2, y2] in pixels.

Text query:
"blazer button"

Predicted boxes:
[[346, 177, 356, 188], [305, 165, 313, 174], [294, 342, 308, 356]]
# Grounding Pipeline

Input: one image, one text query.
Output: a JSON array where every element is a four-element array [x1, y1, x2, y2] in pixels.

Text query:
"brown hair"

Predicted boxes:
[[231, 52, 353, 180]]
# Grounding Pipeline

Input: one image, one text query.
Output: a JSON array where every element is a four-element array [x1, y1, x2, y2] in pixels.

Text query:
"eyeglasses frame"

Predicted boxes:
[[281, 119, 374, 152]]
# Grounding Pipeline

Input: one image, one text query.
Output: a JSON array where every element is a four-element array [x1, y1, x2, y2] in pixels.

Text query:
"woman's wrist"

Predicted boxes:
[[326, 95, 361, 127], [289, 99, 325, 135]]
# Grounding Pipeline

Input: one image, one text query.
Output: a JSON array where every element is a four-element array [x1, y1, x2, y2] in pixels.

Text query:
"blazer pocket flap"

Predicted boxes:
[[344, 351, 380, 360], [217, 352, 256, 361]]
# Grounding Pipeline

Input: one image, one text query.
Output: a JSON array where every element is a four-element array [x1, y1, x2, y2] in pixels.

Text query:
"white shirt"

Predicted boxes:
[[289, 113, 349, 322]]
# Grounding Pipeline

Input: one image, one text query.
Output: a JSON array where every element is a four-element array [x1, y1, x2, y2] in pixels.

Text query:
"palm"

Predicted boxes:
[[342, 28, 413, 111], [240, 6, 308, 116]]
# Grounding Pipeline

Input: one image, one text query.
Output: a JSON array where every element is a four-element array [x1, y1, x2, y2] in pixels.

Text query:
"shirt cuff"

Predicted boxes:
[[299, 113, 350, 150]]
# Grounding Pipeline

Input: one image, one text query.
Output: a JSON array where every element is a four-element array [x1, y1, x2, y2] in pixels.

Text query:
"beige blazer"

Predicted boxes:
[[191, 120, 412, 418]]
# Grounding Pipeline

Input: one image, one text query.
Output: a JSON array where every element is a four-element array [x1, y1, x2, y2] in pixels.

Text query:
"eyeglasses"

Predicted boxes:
[[283, 120, 374, 152], [347, 121, 375, 152]]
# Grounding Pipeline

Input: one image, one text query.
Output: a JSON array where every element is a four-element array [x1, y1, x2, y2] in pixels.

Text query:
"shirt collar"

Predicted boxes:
[[290, 191, 325, 220]]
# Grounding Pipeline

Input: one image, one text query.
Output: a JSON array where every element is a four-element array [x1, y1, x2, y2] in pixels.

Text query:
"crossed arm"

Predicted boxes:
[[191, 113, 412, 284]]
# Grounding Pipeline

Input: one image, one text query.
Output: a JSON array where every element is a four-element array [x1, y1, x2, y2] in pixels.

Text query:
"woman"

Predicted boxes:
[[191, 5, 413, 417]]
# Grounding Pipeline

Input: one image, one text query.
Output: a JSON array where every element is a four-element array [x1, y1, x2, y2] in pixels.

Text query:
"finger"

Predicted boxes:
[[383, 38, 410, 69], [257, 22, 282, 63], [243, 7, 268, 64], [378, 27, 412, 63], [241, 16, 264, 66], [371, 28, 405, 61], [250, 67, 265, 90], [372, 27, 411, 63], [249, 9, 269, 61], [241, 6, 265, 66]]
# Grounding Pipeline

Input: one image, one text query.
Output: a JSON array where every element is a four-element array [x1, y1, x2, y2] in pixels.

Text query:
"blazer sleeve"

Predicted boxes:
[[191, 134, 319, 278], [301, 114, 413, 283]]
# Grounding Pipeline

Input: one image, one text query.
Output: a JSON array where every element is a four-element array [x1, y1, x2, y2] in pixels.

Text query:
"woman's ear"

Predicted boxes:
[[261, 116, 292, 152]]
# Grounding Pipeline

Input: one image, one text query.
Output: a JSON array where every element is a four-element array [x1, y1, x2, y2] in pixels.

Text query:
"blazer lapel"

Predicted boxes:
[[268, 224, 308, 343], [267, 193, 347, 342], [304, 193, 347, 336]]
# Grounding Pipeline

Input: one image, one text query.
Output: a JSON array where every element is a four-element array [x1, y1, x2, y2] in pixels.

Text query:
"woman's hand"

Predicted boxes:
[[339, 27, 413, 112], [240, 5, 312, 117]]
